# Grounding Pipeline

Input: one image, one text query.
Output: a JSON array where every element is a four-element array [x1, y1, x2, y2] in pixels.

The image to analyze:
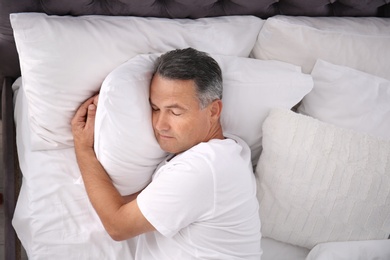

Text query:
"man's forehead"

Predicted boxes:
[[151, 76, 198, 98]]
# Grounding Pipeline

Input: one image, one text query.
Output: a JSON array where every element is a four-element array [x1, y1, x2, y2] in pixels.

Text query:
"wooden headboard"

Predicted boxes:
[[0, 1, 389, 260]]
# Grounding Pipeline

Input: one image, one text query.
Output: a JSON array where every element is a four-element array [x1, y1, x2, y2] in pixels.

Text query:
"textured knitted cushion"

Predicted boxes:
[[256, 108, 390, 249]]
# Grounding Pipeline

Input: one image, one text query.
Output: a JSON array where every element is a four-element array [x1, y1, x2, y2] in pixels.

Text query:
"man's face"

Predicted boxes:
[[150, 74, 212, 154]]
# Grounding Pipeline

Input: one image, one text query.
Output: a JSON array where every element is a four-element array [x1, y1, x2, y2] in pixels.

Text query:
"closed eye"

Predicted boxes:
[[171, 110, 182, 116], [151, 105, 159, 112]]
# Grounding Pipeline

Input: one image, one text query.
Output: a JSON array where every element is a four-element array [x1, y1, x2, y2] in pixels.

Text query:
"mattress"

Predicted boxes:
[[11, 78, 310, 259]]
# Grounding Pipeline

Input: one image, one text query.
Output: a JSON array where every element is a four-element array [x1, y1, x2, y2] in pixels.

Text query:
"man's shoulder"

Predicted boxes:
[[177, 134, 251, 163], [201, 134, 250, 155]]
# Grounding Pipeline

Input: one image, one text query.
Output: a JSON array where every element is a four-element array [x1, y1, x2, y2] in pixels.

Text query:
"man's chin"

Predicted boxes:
[[159, 143, 183, 155], [157, 141, 175, 154]]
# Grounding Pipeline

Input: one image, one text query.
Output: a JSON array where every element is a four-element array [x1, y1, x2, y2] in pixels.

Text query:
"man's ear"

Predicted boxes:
[[209, 99, 223, 121]]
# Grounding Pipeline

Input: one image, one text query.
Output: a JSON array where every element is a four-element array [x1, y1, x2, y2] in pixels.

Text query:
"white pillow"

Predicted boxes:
[[10, 12, 264, 150], [256, 108, 390, 249], [298, 59, 390, 140], [306, 240, 390, 260], [95, 54, 313, 194], [217, 57, 312, 165], [94, 54, 167, 195], [251, 16, 390, 80]]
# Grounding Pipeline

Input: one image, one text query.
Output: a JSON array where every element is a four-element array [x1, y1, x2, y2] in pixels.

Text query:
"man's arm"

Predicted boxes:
[[71, 95, 155, 241]]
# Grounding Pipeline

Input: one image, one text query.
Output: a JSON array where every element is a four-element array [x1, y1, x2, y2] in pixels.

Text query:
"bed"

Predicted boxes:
[[1, 1, 390, 260]]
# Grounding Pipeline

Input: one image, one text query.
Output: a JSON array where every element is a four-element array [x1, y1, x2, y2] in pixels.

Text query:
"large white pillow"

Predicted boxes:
[[10, 12, 264, 150], [256, 108, 390, 249], [94, 54, 167, 195], [95, 54, 313, 195], [251, 16, 390, 80], [298, 59, 390, 140]]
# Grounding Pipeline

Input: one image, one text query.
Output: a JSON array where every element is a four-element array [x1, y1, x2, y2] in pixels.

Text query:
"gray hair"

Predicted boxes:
[[153, 48, 223, 109]]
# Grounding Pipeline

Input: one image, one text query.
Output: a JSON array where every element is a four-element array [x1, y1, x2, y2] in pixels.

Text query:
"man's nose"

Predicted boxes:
[[154, 112, 169, 131]]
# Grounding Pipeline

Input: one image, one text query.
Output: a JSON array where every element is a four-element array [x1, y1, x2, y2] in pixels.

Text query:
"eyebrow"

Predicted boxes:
[[149, 100, 188, 111], [165, 104, 187, 110]]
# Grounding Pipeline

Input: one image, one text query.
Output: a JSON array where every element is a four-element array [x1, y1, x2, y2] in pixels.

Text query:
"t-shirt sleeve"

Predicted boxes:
[[137, 156, 215, 238]]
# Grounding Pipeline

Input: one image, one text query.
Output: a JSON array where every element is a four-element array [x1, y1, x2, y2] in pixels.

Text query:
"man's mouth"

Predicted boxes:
[[158, 133, 173, 139]]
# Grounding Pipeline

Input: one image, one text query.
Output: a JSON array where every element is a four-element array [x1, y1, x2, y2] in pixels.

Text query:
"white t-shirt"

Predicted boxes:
[[136, 134, 262, 259]]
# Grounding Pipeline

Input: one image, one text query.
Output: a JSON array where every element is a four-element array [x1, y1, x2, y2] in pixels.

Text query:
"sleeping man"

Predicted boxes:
[[71, 47, 262, 259]]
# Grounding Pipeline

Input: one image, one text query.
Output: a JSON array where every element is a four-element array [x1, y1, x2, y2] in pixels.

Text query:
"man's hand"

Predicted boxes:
[[70, 94, 155, 241], [71, 95, 99, 151]]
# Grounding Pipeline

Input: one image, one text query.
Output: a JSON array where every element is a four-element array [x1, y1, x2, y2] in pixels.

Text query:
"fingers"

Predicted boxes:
[[93, 94, 99, 106], [71, 95, 99, 150], [72, 95, 97, 121], [80, 95, 98, 114], [71, 94, 100, 135], [85, 104, 97, 130]]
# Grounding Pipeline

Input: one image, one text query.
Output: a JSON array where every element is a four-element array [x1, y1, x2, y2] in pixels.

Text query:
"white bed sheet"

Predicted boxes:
[[12, 78, 310, 259]]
